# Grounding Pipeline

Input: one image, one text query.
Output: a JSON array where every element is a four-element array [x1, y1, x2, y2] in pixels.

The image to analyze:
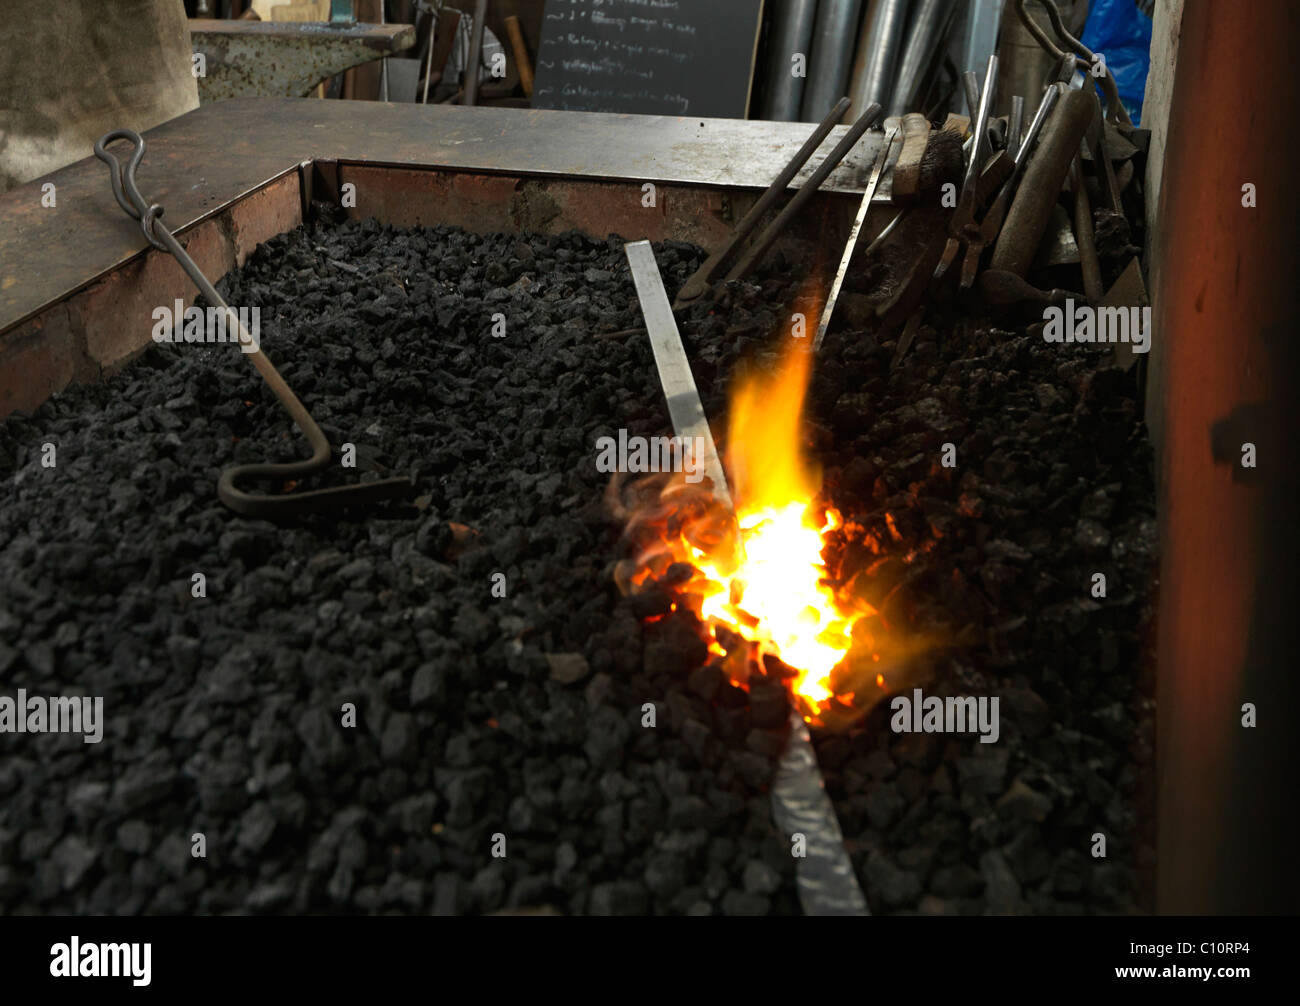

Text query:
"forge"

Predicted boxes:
[[0, 97, 1154, 917], [1, 5, 1296, 920]]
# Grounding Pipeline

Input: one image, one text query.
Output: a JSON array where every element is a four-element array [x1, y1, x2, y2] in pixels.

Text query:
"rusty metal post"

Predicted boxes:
[[1150, 0, 1300, 914]]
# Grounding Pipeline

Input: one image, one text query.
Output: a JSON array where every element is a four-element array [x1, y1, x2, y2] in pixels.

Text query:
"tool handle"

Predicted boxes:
[[505, 15, 533, 97], [95, 129, 415, 518], [990, 86, 1095, 278]]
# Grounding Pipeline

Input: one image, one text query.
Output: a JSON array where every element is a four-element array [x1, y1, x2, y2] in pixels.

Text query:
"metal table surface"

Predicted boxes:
[[0, 99, 891, 334]]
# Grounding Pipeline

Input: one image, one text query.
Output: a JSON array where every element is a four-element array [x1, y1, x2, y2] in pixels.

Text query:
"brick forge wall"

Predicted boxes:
[[0, 173, 301, 419]]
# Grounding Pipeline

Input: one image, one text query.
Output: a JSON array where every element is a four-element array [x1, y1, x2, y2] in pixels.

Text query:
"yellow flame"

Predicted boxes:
[[728, 341, 819, 507], [690, 341, 863, 712]]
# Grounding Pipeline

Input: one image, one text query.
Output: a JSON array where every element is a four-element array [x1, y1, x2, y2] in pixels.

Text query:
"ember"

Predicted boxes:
[[619, 337, 877, 722]]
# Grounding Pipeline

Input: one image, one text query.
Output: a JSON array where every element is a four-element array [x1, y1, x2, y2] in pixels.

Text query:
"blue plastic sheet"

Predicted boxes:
[[1080, 0, 1154, 123]]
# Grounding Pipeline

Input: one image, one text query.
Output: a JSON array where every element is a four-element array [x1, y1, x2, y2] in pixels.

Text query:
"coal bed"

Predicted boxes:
[[0, 217, 1155, 915]]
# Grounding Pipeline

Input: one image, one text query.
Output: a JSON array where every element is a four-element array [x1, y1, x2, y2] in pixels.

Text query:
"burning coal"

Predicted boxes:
[[614, 338, 881, 723]]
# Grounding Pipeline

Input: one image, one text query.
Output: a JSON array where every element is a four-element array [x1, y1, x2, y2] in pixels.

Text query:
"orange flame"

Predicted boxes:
[[616, 294, 883, 722], [688, 338, 869, 716]]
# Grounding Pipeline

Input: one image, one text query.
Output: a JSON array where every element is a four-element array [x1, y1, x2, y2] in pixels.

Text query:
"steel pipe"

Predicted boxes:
[[846, 0, 910, 121], [887, 0, 954, 116], [761, 0, 820, 121], [801, 0, 865, 123]]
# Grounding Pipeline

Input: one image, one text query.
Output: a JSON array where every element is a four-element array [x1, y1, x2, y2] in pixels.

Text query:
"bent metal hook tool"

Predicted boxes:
[[94, 129, 414, 518]]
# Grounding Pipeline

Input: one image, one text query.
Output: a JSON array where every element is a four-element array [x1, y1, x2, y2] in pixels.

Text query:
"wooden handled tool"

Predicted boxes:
[[889, 113, 930, 202], [505, 15, 533, 97], [989, 84, 1095, 278]]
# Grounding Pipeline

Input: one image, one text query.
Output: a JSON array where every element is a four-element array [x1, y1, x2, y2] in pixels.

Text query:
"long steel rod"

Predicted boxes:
[[625, 241, 733, 512], [1006, 93, 1025, 157], [812, 127, 899, 351], [421, 1, 441, 104], [726, 102, 883, 283], [961, 70, 980, 121], [380, 4, 390, 101], [676, 96, 851, 306], [1071, 155, 1104, 301], [962, 53, 999, 200]]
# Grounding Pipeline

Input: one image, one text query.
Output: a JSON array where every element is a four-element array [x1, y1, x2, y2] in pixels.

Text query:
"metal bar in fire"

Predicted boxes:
[[624, 239, 869, 916], [624, 240, 734, 513]]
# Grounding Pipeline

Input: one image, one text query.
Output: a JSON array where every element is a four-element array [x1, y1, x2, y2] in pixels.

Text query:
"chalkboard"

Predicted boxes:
[[532, 0, 765, 119]]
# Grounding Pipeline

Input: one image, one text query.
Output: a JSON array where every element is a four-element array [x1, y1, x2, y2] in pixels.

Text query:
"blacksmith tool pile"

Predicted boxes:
[[849, 0, 1150, 365], [673, 97, 885, 313], [673, 0, 1148, 367]]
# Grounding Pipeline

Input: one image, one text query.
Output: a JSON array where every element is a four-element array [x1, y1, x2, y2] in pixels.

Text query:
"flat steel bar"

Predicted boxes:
[[189, 21, 414, 101], [812, 126, 899, 351], [627, 238, 866, 916], [772, 711, 871, 915], [624, 241, 733, 512]]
